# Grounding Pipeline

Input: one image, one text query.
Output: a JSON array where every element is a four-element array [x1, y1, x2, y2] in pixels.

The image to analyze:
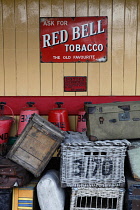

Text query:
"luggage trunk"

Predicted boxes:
[[125, 174, 140, 210], [85, 101, 140, 140], [0, 189, 12, 210]]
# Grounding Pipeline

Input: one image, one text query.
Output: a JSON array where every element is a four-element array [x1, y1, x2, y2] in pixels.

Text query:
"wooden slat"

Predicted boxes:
[[64, 0, 75, 17], [99, 0, 112, 95], [41, 64, 53, 96], [40, 0, 51, 17], [75, 63, 88, 96], [124, 0, 137, 95], [15, 0, 28, 95], [75, 0, 88, 97], [112, 0, 125, 95], [0, 0, 4, 95], [52, 0, 64, 96], [76, 0, 88, 16], [3, 0, 16, 95], [27, 0, 40, 96], [52, 63, 64, 96], [88, 0, 100, 96], [52, 0, 63, 17], [136, 0, 140, 94], [63, 0, 76, 130], [40, 0, 53, 96]]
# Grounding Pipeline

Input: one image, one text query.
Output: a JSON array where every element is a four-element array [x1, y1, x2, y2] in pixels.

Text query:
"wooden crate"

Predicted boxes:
[[60, 132, 130, 187], [7, 114, 65, 177], [12, 179, 39, 210], [70, 187, 125, 210]]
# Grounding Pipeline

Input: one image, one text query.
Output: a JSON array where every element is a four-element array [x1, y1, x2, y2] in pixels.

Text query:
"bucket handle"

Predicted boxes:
[[0, 102, 15, 123]]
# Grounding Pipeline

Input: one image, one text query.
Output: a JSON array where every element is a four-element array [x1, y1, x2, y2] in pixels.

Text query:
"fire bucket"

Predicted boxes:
[[77, 102, 92, 132], [17, 102, 39, 135], [0, 102, 14, 155], [48, 102, 70, 131]]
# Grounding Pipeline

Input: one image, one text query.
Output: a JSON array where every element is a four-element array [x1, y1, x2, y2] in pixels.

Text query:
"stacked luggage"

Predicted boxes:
[[60, 131, 130, 210], [83, 101, 140, 210], [1, 100, 140, 210]]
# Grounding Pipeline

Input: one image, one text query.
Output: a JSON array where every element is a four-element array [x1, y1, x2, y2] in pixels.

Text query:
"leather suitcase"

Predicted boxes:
[[0, 189, 12, 210], [85, 101, 140, 140], [125, 173, 140, 210]]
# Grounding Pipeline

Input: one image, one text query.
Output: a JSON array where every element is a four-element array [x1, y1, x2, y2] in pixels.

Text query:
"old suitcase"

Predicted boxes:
[[127, 140, 140, 181], [12, 178, 39, 210], [125, 173, 140, 210], [7, 113, 65, 177], [0, 189, 12, 210], [85, 101, 140, 140]]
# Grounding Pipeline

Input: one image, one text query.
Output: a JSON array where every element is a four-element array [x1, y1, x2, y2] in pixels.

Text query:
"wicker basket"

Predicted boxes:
[[60, 132, 130, 188], [70, 187, 125, 210]]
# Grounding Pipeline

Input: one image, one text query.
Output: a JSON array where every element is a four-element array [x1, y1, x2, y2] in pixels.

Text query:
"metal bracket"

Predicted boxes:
[[118, 111, 130, 121]]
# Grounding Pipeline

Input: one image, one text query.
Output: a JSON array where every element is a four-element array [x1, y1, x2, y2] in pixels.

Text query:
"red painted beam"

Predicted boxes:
[[0, 96, 140, 115]]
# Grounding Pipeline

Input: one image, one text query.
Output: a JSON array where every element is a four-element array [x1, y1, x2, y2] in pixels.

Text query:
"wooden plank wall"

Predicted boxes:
[[0, 0, 140, 135]]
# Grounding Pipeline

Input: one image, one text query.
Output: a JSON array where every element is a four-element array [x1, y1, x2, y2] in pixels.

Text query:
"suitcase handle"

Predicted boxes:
[[118, 105, 130, 111]]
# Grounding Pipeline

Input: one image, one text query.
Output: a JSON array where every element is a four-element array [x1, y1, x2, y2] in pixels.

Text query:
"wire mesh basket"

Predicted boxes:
[[60, 132, 130, 188], [70, 187, 125, 210]]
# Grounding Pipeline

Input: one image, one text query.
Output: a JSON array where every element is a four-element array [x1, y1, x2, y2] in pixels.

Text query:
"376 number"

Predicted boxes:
[[73, 158, 113, 177]]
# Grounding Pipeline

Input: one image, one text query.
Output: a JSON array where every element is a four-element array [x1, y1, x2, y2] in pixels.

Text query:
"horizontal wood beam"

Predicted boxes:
[[0, 96, 140, 115]]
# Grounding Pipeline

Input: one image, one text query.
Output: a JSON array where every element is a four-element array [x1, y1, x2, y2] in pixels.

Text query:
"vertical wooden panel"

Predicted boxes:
[[75, 63, 88, 96], [40, 0, 53, 96], [3, 0, 16, 95], [124, 0, 137, 95], [40, 0, 51, 17], [52, 0, 63, 17], [52, 63, 64, 96], [99, 0, 112, 95], [136, 0, 140, 94], [88, 0, 100, 96], [52, 0, 64, 96], [112, 0, 125, 95], [64, 0, 75, 17], [15, 0, 28, 96], [75, 0, 88, 96], [64, 0, 76, 97], [27, 0, 40, 96], [64, 0, 76, 130], [41, 64, 53, 96], [0, 0, 4, 95]]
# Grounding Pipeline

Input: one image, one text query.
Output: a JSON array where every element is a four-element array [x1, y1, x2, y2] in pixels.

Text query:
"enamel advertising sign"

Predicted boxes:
[[40, 16, 108, 63]]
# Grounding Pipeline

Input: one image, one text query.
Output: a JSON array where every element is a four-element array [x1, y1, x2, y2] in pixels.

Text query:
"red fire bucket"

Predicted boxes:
[[0, 102, 14, 155], [77, 102, 92, 132], [48, 102, 70, 131], [17, 102, 39, 135]]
